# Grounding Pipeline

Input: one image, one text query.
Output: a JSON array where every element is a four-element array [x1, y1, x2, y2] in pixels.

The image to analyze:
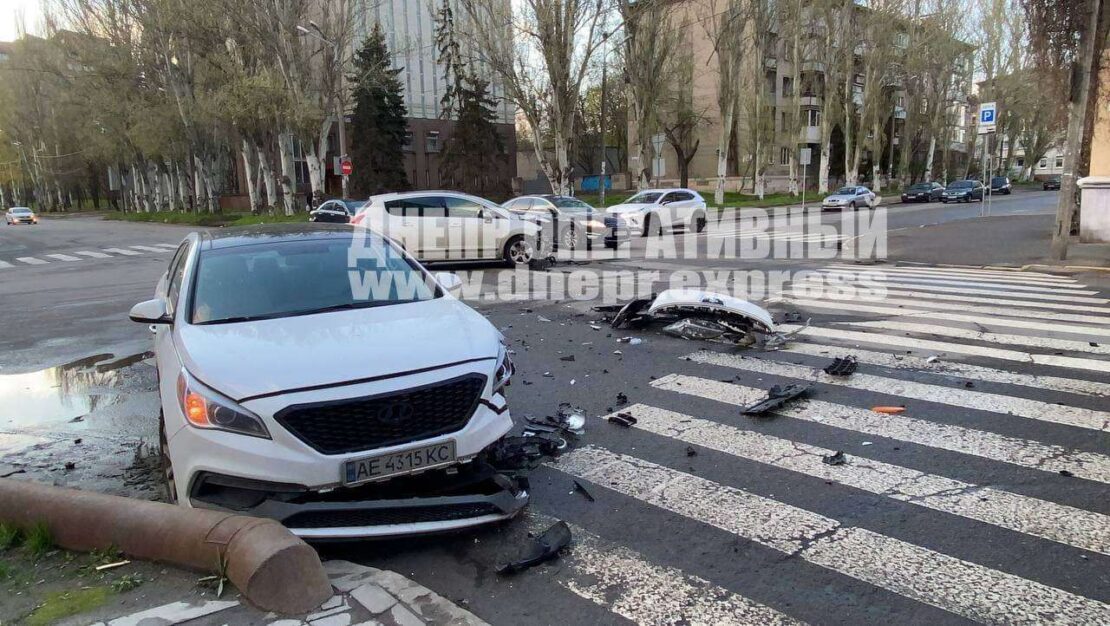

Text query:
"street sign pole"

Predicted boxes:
[[977, 102, 998, 217], [799, 147, 812, 211]]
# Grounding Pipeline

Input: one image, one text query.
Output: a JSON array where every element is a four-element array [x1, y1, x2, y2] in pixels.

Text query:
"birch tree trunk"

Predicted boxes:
[[715, 104, 734, 205], [241, 138, 260, 214], [258, 142, 277, 212], [278, 131, 297, 216], [924, 135, 937, 182]]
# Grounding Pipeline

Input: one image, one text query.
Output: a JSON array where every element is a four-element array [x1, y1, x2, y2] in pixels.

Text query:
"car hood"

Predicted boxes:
[[175, 297, 500, 402], [823, 194, 855, 202], [606, 203, 654, 214], [944, 188, 971, 194]]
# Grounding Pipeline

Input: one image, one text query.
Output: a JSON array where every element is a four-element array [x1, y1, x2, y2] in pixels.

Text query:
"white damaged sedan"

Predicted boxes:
[[130, 224, 527, 539]]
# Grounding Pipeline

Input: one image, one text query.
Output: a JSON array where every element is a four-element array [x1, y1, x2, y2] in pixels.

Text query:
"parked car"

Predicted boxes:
[[990, 176, 1012, 195], [502, 194, 629, 250], [309, 199, 365, 223], [129, 224, 527, 538], [821, 186, 878, 211], [1043, 176, 1061, 191], [5, 206, 37, 225], [940, 179, 985, 203], [350, 191, 545, 266], [605, 188, 708, 236], [900, 182, 945, 203]]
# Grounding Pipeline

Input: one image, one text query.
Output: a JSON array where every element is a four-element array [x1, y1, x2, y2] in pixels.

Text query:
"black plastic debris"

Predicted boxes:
[[524, 404, 586, 437], [782, 311, 804, 323], [559, 355, 576, 362], [609, 297, 654, 328], [497, 521, 572, 575], [822, 451, 846, 466], [487, 436, 564, 470], [964, 381, 975, 388], [823, 356, 857, 376], [608, 412, 638, 427], [685, 446, 698, 457], [1059, 470, 1074, 477], [572, 480, 595, 502], [616, 392, 628, 405], [742, 384, 810, 415]]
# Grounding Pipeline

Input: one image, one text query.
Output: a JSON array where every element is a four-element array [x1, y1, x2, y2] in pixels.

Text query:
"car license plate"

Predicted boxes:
[[343, 440, 456, 485]]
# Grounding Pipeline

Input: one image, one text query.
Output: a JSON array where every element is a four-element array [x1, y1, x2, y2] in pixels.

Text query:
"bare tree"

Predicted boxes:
[[620, 0, 678, 189], [658, 39, 705, 188]]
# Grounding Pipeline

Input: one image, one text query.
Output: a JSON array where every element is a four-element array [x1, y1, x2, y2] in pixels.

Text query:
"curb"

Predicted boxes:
[[0, 479, 332, 615]]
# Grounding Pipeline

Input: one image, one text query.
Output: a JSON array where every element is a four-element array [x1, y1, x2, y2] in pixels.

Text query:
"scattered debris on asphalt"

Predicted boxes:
[[559, 355, 576, 362], [1059, 470, 1074, 477], [782, 311, 804, 323], [662, 318, 732, 341], [497, 521, 572, 575], [861, 441, 873, 446], [685, 446, 697, 457], [617, 337, 643, 345], [615, 392, 628, 406], [608, 412, 638, 427], [487, 436, 564, 470], [871, 406, 906, 414], [823, 356, 858, 376], [742, 384, 810, 415], [597, 290, 776, 345], [964, 381, 975, 388], [523, 404, 586, 437], [822, 451, 846, 466], [63, 461, 76, 470], [926, 355, 940, 363], [572, 480, 595, 502], [762, 319, 810, 351]]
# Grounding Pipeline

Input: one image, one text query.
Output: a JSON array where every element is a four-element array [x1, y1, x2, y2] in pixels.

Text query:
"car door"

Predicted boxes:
[[384, 196, 449, 260], [857, 187, 875, 207], [668, 191, 698, 225], [154, 240, 191, 385], [444, 195, 492, 260]]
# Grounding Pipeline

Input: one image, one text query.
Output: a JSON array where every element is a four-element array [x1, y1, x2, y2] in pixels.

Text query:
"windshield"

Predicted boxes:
[[991, 177, 1007, 185], [626, 192, 663, 204], [908, 184, 931, 191], [552, 198, 592, 212], [11, 208, 31, 214], [835, 187, 856, 195], [190, 235, 437, 325], [949, 181, 973, 189]]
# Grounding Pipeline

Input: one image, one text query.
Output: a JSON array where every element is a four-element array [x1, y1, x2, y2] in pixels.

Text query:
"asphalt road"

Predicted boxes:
[[2, 188, 1108, 624]]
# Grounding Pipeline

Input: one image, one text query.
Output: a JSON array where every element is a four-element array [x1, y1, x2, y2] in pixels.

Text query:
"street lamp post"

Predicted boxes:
[[297, 24, 348, 200]]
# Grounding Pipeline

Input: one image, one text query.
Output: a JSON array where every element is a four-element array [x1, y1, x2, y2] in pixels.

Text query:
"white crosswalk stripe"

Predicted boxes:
[[130, 245, 171, 253], [650, 373, 1110, 483], [153, 243, 180, 249], [776, 324, 1110, 373], [15, 256, 47, 265], [45, 253, 81, 262], [882, 264, 1071, 279], [608, 404, 1110, 555], [801, 277, 1109, 304], [824, 264, 1081, 286], [772, 295, 1110, 327], [819, 285, 1110, 315], [816, 269, 1097, 294], [74, 250, 111, 259], [844, 320, 1110, 355], [553, 447, 1110, 624], [102, 247, 142, 256], [0, 260, 13, 269], [532, 515, 802, 625], [777, 343, 1109, 398], [685, 350, 1110, 432]]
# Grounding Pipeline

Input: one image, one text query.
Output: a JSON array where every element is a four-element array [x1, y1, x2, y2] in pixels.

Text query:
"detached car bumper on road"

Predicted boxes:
[[133, 224, 528, 539]]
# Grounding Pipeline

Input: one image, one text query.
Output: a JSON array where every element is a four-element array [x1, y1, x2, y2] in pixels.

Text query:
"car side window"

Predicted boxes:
[[386, 197, 445, 218], [166, 242, 192, 314], [673, 191, 694, 201], [660, 193, 676, 204], [445, 196, 484, 219]]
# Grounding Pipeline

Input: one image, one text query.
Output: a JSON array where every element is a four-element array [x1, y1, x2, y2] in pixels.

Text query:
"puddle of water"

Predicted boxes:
[[0, 352, 153, 429]]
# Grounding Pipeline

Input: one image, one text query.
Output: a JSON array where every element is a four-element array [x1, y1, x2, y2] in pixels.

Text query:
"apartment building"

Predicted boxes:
[[631, 0, 973, 193]]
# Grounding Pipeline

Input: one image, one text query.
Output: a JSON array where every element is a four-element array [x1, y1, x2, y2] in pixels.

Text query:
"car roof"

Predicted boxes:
[[634, 188, 697, 194], [9, 206, 32, 211], [198, 223, 362, 250]]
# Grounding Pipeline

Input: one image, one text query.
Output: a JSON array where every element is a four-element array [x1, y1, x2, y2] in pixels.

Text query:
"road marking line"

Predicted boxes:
[[74, 250, 112, 259], [554, 447, 1110, 624], [44, 253, 81, 262], [615, 404, 1110, 555], [773, 294, 1110, 326], [778, 343, 1109, 397], [799, 277, 1108, 304], [0, 260, 12, 269], [15, 257, 48, 265], [531, 515, 802, 625], [686, 351, 1110, 432], [776, 324, 1110, 374], [845, 320, 1110, 356], [774, 298, 1110, 337], [816, 269, 1097, 295], [825, 264, 1080, 285], [130, 245, 170, 253], [875, 264, 1073, 280], [154, 243, 180, 249], [103, 248, 142, 256], [650, 374, 1110, 483], [842, 286, 1110, 315]]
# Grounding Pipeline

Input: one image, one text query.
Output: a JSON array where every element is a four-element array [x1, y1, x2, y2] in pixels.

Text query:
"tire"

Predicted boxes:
[[503, 235, 534, 266], [691, 211, 707, 233], [559, 225, 581, 251], [848, 202, 856, 211], [159, 410, 178, 504], [642, 213, 663, 237]]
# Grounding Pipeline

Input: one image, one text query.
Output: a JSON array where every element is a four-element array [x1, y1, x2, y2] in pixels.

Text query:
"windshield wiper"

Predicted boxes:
[[198, 301, 402, 325]]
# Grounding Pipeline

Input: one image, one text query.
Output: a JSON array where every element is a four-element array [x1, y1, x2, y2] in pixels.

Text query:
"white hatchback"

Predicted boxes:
[[130, 224, 527, 539], [605, 188, 708, 236]]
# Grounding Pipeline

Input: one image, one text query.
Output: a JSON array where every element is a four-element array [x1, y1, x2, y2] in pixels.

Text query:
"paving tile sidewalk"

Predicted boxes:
[[76, 560, 487, 626]]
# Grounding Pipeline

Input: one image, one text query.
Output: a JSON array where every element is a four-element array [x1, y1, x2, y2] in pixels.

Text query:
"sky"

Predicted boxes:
[[1, 0, 45, 41]]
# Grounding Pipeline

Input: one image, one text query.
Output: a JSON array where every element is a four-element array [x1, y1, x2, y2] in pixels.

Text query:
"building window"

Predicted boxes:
[[894, 32, 909, 49], [1016, 157, 1024, 167], [782, 77, 794, 97], [896, 95, 905, 107], [403, 131, 414, 152], [425, 131, 441, 153], [781, 111, 787, 129], [807, 109, 821, 127], [1055, 156, 1064, 168], [780, 147, 790, 165], [1039, 158, 1047, 169]]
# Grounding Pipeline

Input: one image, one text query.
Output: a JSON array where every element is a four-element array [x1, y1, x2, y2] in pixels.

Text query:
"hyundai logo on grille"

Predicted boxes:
[[376, 400, 414, 425]]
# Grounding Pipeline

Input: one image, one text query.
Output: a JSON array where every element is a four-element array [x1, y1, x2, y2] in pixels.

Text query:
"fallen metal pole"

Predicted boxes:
[[0, 479, 332, 615]]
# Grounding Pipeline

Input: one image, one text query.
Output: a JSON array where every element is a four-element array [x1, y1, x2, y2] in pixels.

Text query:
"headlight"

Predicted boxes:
[[177, 371, 270, 438], [493, 341, 514, 395]]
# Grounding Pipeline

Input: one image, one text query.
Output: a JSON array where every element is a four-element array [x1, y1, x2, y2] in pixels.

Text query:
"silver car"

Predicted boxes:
[[5, 206, 38, 225], [821, 186, 878, 211]]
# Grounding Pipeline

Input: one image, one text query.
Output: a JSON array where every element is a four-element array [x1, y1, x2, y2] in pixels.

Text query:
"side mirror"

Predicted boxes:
[[435, 271, 463, 296], [129, 298, 172, 324]]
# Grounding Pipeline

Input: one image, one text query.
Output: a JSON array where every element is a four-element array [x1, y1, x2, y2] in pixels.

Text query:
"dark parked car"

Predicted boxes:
[[940, 180, 985, 203], [1043, 176, 1061, 191], [990, 176, 1012, 195], [309, 199, 365, 223], [502, 195, 629, 250], [901, 182, 945, 203]]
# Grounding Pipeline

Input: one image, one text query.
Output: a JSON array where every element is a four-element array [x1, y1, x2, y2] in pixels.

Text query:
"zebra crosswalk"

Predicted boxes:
[[0, 242, 178, 269], [527, 263, 1110, 624]]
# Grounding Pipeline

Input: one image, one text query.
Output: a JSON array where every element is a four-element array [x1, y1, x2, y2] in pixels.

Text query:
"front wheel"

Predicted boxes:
[[848, 202, 856, 211], [159, 410, 178, 504], [691, 211, 707, 233], [642, 214, 663, 237], [503, 235, 535, 266], [559, 225, 581, 251]]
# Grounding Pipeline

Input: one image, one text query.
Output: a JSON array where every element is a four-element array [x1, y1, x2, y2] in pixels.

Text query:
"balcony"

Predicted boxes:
[[800, 94, 823, 107], [801, 60, 825, 73], [801, 126, 821, 143]]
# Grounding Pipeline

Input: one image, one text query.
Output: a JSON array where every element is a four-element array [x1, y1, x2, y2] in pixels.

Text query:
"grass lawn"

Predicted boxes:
[[103, 210, 308, 227]]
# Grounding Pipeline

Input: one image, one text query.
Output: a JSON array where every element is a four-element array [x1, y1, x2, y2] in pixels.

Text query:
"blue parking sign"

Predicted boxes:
[[981, 109, 995, 123]]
